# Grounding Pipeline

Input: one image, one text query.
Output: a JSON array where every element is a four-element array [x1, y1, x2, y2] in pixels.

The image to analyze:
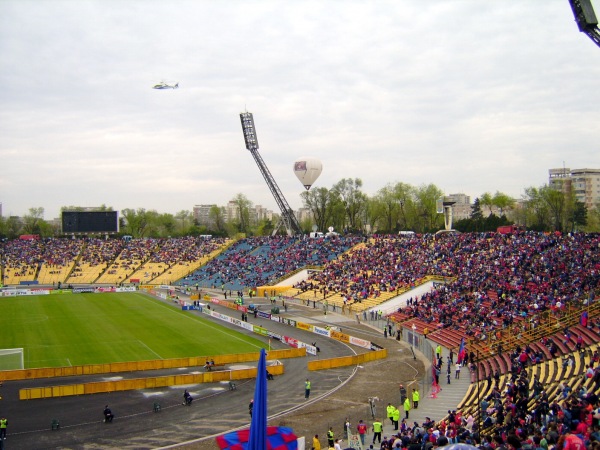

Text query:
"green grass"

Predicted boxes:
[[0, 292, 266, 369]]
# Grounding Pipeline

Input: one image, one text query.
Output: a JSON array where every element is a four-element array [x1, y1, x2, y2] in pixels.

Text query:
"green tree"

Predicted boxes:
[[300, 186, 338, 233], [175, 210, 193, 235], [369, 185, 398, 233], [393, 182, 416, 231], [254, 218, 275, 236], [522, 187, 551, 231], [414, 184, 444, 232], [492, 192, 515, 215], [570, 200, 587, 232], [208, 206, 227, 234], [470, 198, 484, 231], [480, 192, 494, 215], [155, 213, 177, 236], [121, 208, 151, 238], [230, 193, 252, 235], [331, 178, 367, 232], [540, 186, 566, 231], [21, 207, 46, 235]]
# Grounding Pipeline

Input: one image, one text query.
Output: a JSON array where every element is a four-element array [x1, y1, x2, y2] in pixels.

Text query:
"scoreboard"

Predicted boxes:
[[62, 211, 118, 233]]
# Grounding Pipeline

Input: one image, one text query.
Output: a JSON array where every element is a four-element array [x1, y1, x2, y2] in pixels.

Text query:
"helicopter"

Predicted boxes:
[[152, 82, 179, 90]]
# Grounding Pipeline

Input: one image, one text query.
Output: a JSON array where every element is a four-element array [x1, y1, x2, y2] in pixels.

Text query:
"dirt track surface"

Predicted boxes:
[[0, 294, 425, 449]]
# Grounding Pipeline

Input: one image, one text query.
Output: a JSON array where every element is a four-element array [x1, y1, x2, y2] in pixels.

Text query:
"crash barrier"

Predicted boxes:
[[19, 363, 285, 400], [1, 348, 304, 382], [205, 298, 382, 354], [307, 348, 387, 371]]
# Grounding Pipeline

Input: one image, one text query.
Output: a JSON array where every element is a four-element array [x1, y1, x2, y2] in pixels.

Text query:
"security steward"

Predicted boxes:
[[327, 426, 334, 448]]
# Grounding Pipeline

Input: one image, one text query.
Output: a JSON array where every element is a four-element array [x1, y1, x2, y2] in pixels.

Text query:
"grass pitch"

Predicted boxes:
[[0, 292, 265, 369]]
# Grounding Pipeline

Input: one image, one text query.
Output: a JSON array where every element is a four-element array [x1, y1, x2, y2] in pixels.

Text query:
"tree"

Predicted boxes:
[[175, 210, 193, 235], [121, 208, 151, 238], [521, 187, 551, 231], [570, 200, 587, 232], [492, 192, 515, 215], [155, 213, 177, 236], [393, 182, 416, 231], [331, 178, 367, 232], [470, 198, 484, 231], [230, 194, 252, 235], [254, 218, 275, 236], [60, 204, 113, 212], [300, 187, 338, 233], [480, 192, 494, 215], [539, 186, 566, 232], [4, 216, 22, 239], [21, 207, 46, 235], [370, 185, 399, 233], [208, 206, 227, 234], [414, 184, 444, 233]]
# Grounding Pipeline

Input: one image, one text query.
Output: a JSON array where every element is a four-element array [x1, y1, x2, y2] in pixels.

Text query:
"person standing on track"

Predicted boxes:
[[0, 417, 7, 439], [412, 388, 420, 409], [403, 397, 411, 419], [305, 378, 311, 399], [372, 418, 383, 444], [327, 427, 335, 448]]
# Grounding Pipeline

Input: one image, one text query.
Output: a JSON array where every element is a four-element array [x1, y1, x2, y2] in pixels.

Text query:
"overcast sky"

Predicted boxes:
[[1, 0, 598, 220]]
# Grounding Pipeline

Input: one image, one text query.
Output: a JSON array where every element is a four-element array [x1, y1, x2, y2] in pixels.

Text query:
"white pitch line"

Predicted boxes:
[[138, 340, 163, 359], [140, 296, 263, 350], [66, 358, 72, 367]]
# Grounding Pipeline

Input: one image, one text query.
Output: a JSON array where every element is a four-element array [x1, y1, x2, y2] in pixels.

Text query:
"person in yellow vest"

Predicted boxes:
[[327, 427, 334, 448], [403, 396, 411, 419], [372, 418, 383, 444], [412, 387, 420, 409], [392, 406, 400, 430], [0, 417, 7, 440], [312, 434, 321, 450], [305, 379, 311, 399], [386, 402, 395, 425]]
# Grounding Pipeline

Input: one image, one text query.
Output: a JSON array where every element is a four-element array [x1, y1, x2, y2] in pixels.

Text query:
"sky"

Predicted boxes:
[[1, 0, 599, 220]]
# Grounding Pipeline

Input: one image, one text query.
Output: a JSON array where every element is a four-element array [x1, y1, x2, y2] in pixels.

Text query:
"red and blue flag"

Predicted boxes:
[[216, 426, 298, 450]]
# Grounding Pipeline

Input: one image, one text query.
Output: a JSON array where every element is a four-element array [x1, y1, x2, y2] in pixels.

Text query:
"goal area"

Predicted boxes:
[[0, 348, 24, 370]]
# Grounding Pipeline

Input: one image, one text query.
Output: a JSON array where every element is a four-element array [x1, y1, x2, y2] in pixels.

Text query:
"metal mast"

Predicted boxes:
[[240, 112, 302, 236], [568, 0, 600, 48]]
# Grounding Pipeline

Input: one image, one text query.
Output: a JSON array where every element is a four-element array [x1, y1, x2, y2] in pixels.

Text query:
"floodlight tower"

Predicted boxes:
[[568, 0, 600, 48], [240, 112, 302, 236]]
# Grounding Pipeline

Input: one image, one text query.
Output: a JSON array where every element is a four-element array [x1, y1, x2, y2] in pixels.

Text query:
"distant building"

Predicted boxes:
[[296, 207, 312, 224], [193, 204, 217, 228], [445, 193, 472, 221], [549, 168, 600, 211]]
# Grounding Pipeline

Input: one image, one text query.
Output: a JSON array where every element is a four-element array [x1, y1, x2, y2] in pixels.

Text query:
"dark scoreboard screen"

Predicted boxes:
[[62, 211, 118, 233]]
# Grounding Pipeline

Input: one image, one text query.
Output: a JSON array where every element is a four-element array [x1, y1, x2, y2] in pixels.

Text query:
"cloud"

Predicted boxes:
[[0, 0, 599, 219]]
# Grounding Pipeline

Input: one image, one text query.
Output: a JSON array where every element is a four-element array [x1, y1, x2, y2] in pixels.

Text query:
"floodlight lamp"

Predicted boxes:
[[240, 112, 259, 150]]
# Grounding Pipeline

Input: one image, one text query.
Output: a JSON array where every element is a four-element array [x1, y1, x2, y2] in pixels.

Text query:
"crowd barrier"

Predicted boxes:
[[19, 364, 285, 400], [307, 348, 387, 371], [0, 348, 304, 382]]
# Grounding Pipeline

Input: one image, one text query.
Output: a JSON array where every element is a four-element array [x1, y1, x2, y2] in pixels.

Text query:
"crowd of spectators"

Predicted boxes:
[[1, 238, 84, 281], [292, 232, 598, 339], [177, 235, 364, 290], [1, 236, 229, 284]]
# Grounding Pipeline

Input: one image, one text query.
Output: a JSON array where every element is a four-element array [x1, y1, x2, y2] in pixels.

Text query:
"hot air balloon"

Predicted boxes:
[[293, 157, 322, 190]]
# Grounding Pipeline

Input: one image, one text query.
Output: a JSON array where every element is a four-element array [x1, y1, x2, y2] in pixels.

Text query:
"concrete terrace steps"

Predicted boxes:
[[428, 328, 466, 350]]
